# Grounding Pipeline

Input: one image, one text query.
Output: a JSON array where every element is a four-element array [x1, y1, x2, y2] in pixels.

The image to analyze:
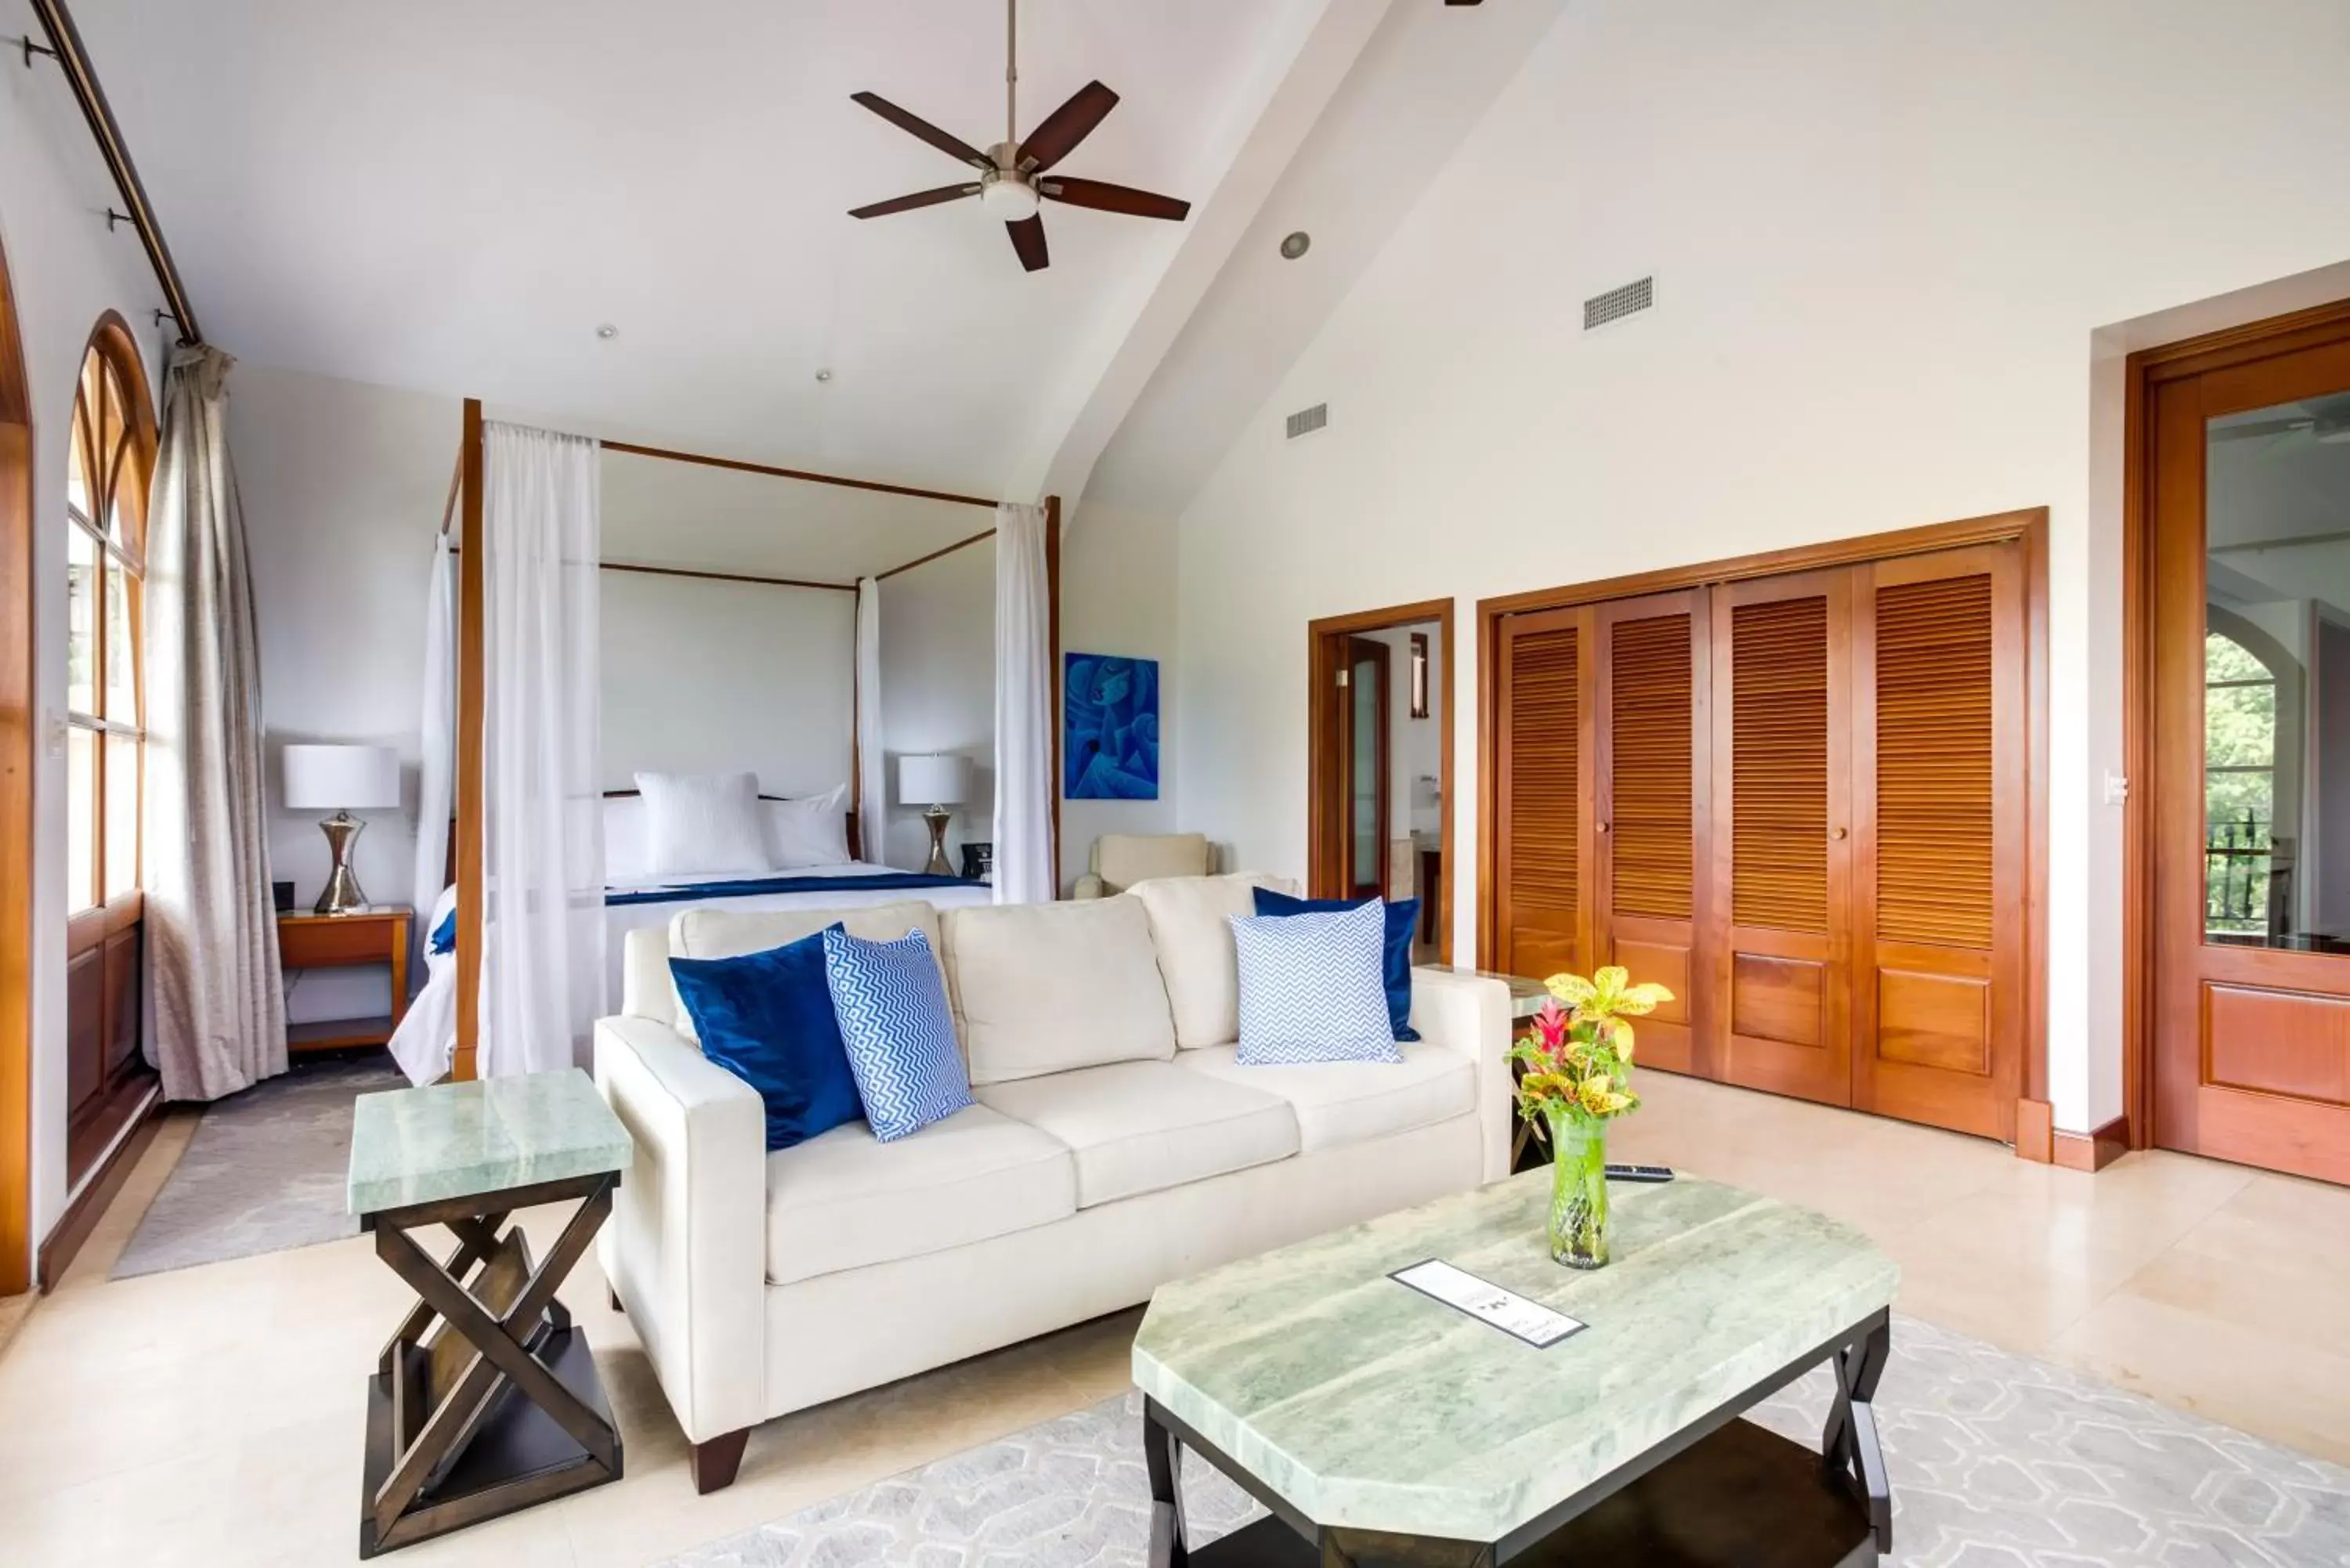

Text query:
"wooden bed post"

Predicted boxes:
[[1046, 494, 1062, 896], [454, 399, 485, 1082]]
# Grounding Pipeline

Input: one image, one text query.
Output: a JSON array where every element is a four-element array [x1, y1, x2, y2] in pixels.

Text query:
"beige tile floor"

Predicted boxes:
[[1, 1072, 2345, 1566]]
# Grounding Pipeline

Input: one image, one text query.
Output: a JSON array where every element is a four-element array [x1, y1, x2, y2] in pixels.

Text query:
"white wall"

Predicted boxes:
[[234, 364, 457, 1024], [1166, 0, 2350, 1136], [1058, 499, 1180, 886], [601, 572, 854, 800], [877, 540, 994, 872], [0, 60, 171, 1252]]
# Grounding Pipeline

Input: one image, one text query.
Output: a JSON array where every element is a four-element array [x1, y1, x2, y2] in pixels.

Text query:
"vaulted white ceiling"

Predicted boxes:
[[69, 0, 1333, 497]]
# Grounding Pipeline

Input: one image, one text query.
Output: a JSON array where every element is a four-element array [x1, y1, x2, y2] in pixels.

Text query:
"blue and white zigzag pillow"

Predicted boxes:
[[820, 927, 973, 1141], [1228, 899, 1403, 1066]]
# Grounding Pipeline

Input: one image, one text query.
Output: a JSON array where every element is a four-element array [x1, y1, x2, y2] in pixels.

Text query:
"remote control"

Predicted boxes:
[[1604, 1163, 1676, 1183]]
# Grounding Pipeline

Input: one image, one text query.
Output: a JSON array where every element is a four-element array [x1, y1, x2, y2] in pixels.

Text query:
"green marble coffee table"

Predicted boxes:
[[1133, 1172, 1899, 1566], [348, 1069, 632, 1558]]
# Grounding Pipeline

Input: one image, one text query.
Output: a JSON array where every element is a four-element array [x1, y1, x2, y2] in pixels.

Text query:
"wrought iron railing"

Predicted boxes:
[[2205, 814, 2271, 934]]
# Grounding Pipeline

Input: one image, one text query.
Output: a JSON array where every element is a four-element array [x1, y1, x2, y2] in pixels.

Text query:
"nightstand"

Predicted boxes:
[[278, 905, 412, 1053]]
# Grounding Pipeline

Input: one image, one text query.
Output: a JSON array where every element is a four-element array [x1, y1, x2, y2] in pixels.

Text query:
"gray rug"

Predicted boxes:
[[653, 1315, 2350, 1567], [111, 1056, 406, 1279]]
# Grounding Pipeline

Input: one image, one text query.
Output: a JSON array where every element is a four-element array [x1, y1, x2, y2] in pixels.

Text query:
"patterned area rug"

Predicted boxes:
[[111, 1056, 406, 1279], [653, 1315, 2350, 1567]]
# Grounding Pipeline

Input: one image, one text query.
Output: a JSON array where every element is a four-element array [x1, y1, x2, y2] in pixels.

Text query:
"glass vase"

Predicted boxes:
[[1545, 1108, 1610, 1270]]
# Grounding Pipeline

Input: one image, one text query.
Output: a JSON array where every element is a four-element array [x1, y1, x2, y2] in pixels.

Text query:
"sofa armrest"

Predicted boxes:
[[1072, 873, 1108, 900], [1408, 967, 1515, 1184], [593, 1014, 768, 1443]]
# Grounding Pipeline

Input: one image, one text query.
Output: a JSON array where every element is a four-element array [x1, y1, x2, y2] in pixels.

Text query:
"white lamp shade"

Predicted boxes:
[[897, 753, 971, 808], [283, 744, 401, 811]]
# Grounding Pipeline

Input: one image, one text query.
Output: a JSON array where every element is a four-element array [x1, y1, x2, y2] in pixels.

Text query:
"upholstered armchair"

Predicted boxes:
[[1073, 833, 1210, 898]]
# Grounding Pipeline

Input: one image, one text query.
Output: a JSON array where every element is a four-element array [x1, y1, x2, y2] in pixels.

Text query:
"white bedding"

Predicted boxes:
[[385, 862, 992, 1086]]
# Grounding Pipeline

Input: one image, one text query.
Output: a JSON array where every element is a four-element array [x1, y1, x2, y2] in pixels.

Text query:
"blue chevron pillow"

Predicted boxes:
[[1250, 887, 1421, 1042], [1228, 899, 1403, 1066], [820, 927, 973, 1142]]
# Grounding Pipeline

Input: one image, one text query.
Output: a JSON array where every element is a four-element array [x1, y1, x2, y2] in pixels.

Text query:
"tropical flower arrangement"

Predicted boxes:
[[1509, 966, 1673, 1269]]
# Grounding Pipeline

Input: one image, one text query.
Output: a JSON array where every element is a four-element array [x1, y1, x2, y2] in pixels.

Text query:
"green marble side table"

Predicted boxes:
[[346, 1068, 633, 1558], [1133, 1172, 1900, 1566]]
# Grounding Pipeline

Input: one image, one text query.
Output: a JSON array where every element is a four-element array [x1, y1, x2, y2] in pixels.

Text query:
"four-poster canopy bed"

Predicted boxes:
[[439, 397, 1063, 1082]]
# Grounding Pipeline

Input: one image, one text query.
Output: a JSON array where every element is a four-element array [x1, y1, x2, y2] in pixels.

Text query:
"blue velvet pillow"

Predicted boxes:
[[1250, 887, 1421, 1042], [669, 924, 865, 1152], [428, 908, 457, 956]]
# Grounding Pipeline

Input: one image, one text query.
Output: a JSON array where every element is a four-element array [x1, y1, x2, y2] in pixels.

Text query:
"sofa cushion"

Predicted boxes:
[[974, 1060, 1299, 1209], [1175, 1043, 1477, 1154], [1127, 873, 1287, 1050], [822, 927, 974, 1142], [942, 898, 1177, 1086], [666, 901, 945, 1045], [1251, 887, 1423, 1042], [668, 923, 862, 1151], [1231, 901, 1402, 1066], [764, 1103, 1074, 1286]]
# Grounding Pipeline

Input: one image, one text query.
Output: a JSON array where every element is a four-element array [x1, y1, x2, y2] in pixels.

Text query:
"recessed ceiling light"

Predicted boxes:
[[815, 368, 834, 383], [595, 323, 619, 340], [1279, 231, 1311, 260]]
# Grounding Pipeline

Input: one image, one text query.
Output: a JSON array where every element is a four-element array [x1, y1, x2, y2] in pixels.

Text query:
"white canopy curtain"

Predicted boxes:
[[480, 422, 605, 1077], [410, 532, 454, 936], [143, 345, 287, 1100], [855, 575, 884, 859], [992, 501, 1054, 903]]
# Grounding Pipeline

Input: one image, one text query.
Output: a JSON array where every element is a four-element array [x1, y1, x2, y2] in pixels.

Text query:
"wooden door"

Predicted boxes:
[[1340, 637, 1391, 898], [1493, 606, 1592, 980], [1709, 569, 1854, 1106], [1593, 591, 1708, 1075], [1850, 544, 2028, 1141], [2152, 329, 2350, 1184]]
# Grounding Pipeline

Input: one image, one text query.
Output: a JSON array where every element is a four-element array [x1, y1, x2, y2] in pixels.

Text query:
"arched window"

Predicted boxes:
[[2205, 630, 2278, 934]]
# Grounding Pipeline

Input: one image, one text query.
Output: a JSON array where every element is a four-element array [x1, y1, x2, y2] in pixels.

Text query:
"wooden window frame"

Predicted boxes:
[[1475, 507, 2050, 1140], [0, 233, 31, 1294]]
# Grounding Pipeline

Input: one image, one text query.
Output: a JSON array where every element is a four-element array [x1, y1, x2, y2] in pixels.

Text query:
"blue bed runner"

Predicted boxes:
[[606, 872, 982, 909]]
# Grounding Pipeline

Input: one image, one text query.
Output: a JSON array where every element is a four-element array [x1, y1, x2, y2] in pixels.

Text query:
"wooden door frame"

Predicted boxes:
[[2121, 294, 2350, 1154], [0, 231, 31, 1295], [1477, 506, 2051, 1143], [1307, 598, 1455, 963]]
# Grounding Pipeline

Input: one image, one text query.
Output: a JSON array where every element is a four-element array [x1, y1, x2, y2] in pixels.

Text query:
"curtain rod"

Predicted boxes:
[[27, 0, 203, 345], [601, 439, 1000, 511], [875, 526, 998, 581]]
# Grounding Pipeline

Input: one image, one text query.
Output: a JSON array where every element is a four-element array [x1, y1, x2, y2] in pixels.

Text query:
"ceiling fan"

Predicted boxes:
[[846, 0, 1191, 272]]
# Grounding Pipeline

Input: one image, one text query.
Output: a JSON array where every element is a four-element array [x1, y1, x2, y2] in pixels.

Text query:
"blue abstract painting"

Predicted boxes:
[[1065, 653, 1159, 800]]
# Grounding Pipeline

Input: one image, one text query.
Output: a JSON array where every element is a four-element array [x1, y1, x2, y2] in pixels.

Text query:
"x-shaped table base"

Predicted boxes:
[[358, 1171, 623, 1558]]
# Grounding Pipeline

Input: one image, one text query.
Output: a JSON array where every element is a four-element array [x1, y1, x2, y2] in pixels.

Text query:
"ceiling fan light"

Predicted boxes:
[[980, 172, 1040, 222]]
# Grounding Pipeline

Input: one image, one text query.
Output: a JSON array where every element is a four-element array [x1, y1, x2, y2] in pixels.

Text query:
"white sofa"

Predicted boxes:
[[592, 873, 1513, 1491]]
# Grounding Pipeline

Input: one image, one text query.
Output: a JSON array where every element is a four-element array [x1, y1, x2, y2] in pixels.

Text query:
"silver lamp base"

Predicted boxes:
[[922, 807, 955, 877], [316, 811, 371, 915]]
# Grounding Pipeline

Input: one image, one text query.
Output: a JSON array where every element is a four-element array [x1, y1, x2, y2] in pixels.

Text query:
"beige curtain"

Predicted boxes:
[[143, 345, 286, 1100]]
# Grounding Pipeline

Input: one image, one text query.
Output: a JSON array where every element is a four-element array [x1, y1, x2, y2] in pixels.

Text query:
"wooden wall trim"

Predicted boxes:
[[454, 400, 484, 1083], [2013, 1097, 2055, 1165], [1476, 508, 2052, 1140], [2052, 1114, 2130, 1173], [34, 1092, 160, 1289], [0, 230, 30, 1293], [1306, 598, 1455, 965], [2120, 293, 2350, 1152], [1478, 508, 2048, 620]]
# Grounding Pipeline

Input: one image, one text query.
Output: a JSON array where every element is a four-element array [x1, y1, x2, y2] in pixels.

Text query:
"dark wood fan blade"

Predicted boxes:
[[850, 92, 992, 170], [1018, 81, 1119, 172], [849, 183, 982, 219], [1039, 177, 1191, 222], [1006, 215, 1050, 273]]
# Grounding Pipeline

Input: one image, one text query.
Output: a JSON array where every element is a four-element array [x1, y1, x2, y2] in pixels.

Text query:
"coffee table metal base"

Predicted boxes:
[[1147, 1310, 1891, 1568]]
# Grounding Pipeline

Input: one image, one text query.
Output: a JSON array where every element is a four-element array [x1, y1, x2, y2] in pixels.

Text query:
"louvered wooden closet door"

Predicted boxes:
[[1594, 592, 1708, 1075], [1495, 606, 1592, 981], [1851, 544, 2026, 1140], [1709, 569, 1855, 1106]]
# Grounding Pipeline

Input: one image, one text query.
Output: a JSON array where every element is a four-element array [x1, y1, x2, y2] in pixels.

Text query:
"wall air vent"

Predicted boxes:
[[1285, 402, 1329, 440], [1583, 275, 1654, 331]]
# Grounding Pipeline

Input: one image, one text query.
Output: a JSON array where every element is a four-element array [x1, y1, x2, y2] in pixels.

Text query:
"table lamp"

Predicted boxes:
[[283, 743, 401, 915], [898, 753, 971, 877]]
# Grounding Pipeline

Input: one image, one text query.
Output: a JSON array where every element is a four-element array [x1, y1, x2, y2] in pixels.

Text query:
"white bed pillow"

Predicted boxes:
[[602, 795, 650, 883], [634, 770, 773, 880], [763, 784, 851, 868]]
